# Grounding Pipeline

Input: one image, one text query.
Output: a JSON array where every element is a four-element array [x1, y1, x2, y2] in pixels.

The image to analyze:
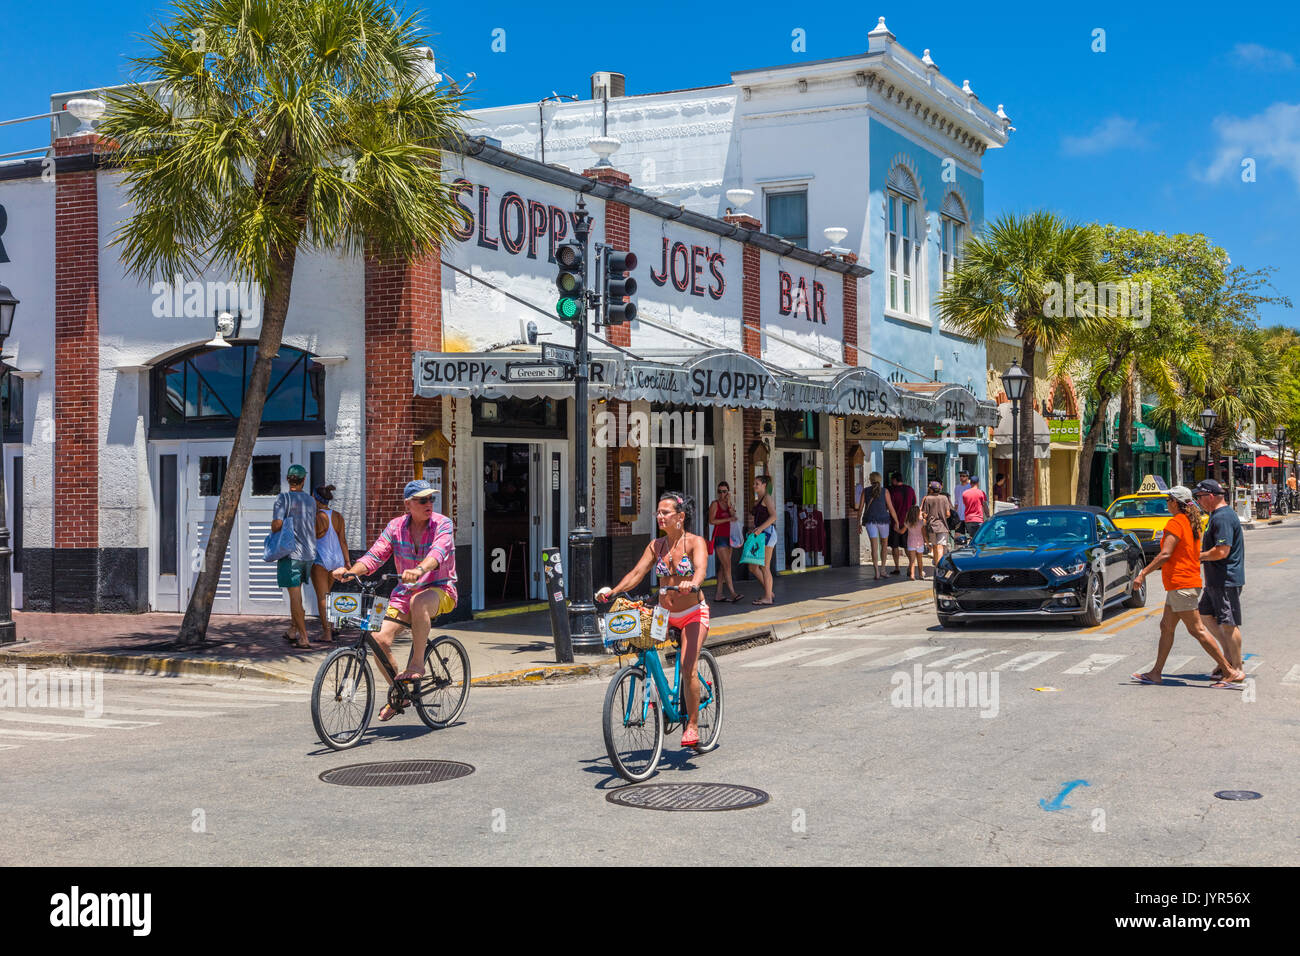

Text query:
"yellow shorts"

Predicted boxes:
[[385, 585, 456, 624]]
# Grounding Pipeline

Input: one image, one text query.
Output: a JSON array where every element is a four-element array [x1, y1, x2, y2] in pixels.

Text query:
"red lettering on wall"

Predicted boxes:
[[779, 271, 792, 315]]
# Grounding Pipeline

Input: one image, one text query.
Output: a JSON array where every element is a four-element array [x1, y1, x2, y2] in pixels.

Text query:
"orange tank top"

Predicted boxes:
[[1160, 513, 1202, 590]]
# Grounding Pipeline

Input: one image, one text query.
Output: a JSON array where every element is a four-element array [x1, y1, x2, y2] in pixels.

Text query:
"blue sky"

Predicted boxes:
[[2, 1, 1296, 327]]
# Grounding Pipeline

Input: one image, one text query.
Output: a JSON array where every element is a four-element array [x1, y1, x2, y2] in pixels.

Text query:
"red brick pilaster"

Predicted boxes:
[[364, 251, 442, 543], [54, 134, 102, 548], [840, 253, 860, 366], [724, 213, 763, 360], [584, 167, 632, 348], [604, 400, 633, 537]]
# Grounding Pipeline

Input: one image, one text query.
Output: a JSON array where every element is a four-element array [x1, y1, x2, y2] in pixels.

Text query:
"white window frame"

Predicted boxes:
[[764, 185, 810, 250], [885, 189, 924, 324]]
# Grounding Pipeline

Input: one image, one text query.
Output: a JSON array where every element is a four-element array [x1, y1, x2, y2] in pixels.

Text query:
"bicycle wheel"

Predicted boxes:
[[311, 646, 374, 751], [602, 665, 663, 782], [415, 636, 471, 730], [693, 648, 724, 753]]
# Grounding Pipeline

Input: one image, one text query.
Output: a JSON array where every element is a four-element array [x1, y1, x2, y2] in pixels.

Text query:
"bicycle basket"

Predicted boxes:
[[606, 598, 658, 650]]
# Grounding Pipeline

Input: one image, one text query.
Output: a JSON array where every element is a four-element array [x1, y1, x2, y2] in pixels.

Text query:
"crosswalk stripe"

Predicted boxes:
[[0, 713, 159, 730], [741, 648, 829, 668], [1063, 654, 1127, 675], [996, 651, 1063, 672], [1282, 665, 1300, 684], [952, 650, 1011, 669], [0, 744, 21, 751], [90, 674, 309, 695], [925, 649, 990, 668], [110, 694, 281, 710], [1161, 656, 1195, 674], [0, 728, 91, 740], [861, 646, 946, 669], [89, 705, 227, 718], [1243, 658, 1264, 674], [801, 646, 898, 667]]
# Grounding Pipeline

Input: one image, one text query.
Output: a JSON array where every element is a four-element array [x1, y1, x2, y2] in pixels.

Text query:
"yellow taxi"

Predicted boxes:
[[1106, 476, 1208, 557]]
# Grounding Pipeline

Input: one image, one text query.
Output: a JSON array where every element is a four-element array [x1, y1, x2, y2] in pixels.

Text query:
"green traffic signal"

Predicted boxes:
[[555, 241, 584, 323], [556, 296, 581, 320]]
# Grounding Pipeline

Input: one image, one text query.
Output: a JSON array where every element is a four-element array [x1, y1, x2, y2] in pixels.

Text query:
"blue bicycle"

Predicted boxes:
[[599, 586, 723, 782]]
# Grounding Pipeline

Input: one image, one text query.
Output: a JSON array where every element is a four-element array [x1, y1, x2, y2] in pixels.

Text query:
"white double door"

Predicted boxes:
[[176, 439, 323, 615]]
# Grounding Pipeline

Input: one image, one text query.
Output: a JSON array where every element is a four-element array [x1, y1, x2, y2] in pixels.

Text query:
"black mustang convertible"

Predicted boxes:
[[933, 506, 1146, 628]]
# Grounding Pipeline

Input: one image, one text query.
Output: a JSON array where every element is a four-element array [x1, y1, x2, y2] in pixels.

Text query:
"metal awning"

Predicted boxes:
[[412, 348, 623, 400], [992, 402, 1051, 459]]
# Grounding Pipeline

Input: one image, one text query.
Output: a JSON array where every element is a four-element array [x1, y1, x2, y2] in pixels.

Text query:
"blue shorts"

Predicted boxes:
[[761, 526, 777, 547]]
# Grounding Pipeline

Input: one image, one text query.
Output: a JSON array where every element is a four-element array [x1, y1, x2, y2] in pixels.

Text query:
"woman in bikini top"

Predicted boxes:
[[596, 492, 711, 749]]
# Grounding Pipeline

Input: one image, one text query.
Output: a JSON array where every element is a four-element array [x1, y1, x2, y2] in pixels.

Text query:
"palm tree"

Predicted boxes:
[[99, 0, 468, 644], [937, 212, 1115, 505]]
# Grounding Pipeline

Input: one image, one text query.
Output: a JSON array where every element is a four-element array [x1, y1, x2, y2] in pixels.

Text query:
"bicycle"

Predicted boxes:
[[598, 586, 723, 782], [310, 573, 471, 751]]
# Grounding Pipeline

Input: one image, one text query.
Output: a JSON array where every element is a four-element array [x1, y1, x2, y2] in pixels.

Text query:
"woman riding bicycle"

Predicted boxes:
[[597, 492, 710, 749], [332, 479, 457, 721]]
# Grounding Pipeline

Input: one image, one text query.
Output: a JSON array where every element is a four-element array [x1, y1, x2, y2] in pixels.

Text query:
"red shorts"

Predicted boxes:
[[667, 601, 711, 631]]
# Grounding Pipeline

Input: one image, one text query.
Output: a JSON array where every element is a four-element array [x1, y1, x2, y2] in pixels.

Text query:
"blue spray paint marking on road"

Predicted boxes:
[[1039, 779, 1090, 812], [1243, 653, 1257, 660]]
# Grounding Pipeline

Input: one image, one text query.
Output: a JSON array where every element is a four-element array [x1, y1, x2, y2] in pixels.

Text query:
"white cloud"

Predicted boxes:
[[1060, 116, 1149, 156], [1201, 102, 1300, 190], [1229, 42, 1296, 72]]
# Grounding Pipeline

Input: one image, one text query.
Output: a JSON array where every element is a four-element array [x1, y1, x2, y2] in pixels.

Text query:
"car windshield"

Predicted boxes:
[[970, 512, 1094, 548], [1108, 497, 1169, 519]]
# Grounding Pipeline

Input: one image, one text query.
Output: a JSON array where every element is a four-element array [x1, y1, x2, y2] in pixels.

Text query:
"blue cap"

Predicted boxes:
[[403, 479, 434, 500]]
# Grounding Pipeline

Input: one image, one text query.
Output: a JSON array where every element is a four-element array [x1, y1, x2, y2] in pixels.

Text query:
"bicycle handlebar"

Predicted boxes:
[[597, 585, 684, 604]]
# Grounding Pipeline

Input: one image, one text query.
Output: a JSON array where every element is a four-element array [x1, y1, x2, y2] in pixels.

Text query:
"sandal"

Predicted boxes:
[[395, 669, 424, 683], [378, 702, 405, 721], [681, 727, 700, 748]]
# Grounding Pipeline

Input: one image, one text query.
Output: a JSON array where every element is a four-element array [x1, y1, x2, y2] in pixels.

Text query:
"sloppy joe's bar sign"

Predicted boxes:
[[413, 353, 620, 398], [616, 350, 782, 408]]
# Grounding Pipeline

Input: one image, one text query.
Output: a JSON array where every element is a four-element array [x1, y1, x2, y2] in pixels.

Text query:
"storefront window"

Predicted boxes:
[[472, 398, 566, 438], [150, 345, 325, 438], [650, 404, 714, 446], [775, 410, 819, 445]]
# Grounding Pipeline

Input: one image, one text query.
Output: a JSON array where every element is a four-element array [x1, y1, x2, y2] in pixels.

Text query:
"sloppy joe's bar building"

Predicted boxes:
[[0, 95, 993, 618]]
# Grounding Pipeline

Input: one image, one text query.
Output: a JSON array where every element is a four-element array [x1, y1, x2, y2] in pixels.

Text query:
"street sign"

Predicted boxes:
[[541, 344, 576, 366], [505, 362, 570, 382]]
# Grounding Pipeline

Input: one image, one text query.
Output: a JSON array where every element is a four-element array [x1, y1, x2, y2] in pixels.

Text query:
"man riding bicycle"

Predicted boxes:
[[332, 479, 457, 721]]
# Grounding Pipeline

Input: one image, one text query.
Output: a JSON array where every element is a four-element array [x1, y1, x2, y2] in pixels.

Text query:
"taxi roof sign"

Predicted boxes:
[[1136, 474, 1169, 493]]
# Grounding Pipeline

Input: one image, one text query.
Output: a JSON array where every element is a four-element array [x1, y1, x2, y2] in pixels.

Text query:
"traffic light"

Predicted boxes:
[[604, 250, 638, 325], [555, 242, 585, 322]]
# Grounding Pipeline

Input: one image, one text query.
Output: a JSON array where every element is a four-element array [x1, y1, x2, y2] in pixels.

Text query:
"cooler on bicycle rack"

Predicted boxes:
[[325, 591, 388, 632]]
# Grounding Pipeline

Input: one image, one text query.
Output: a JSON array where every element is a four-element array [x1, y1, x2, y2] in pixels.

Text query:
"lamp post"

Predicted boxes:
[[1199, 407, 1217, 481], [1275, 425, 1288, 512], [0, 283, 18, 643], [567, 199, 599, 655], [1001, 359, 1030, 505]]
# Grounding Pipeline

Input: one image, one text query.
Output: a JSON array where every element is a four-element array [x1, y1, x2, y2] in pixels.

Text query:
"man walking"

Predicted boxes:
[[272, 463, 319, 648], [961, 476, 989, 536], [887, 472, 916, 575], [1193, 479, 1245, 679], [955, 470, 972, 532]]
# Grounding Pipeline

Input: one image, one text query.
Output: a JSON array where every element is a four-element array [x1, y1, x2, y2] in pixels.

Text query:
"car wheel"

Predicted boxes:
[[1125, 572, 1146, 608], [1076, 572, 1105, 627]]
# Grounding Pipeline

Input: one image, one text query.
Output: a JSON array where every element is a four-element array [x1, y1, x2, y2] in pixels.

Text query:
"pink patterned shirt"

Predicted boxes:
[[357, 513, 457, 605]]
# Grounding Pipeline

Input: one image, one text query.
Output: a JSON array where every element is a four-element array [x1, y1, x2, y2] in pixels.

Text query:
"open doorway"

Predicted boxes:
[[482, 442, 531, 605]]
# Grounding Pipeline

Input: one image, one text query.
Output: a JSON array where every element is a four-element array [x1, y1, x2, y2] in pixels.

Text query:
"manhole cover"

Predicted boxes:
[[1214, 790, 1262, 801], [320, 760, 474, 787], [606, 783, 769, 812]]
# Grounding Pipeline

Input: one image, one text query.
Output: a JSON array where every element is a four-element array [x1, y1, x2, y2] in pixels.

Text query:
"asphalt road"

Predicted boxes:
[[1, 525, 1296, 866]]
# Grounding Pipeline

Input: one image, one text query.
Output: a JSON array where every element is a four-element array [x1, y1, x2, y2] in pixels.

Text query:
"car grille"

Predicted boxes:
[[954, 569, 1048, 589], [956, 599, 1045, 612]]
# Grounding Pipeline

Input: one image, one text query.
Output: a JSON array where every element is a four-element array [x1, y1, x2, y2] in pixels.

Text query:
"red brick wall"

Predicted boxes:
[[843, 270, 859, 366], [364, 251, 442, 543], [741, 245, 761, 358], [54, 135, 101, 548], [584, 167, 632, 349]]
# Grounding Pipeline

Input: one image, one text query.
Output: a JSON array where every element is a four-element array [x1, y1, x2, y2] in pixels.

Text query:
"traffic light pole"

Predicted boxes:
[[567, 200, 601, 654]]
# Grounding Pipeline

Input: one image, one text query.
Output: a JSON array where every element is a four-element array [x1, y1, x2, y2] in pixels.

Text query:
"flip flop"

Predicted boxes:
[[1131, 672, 1160, 685], [1209, 680, 1243, 690], [378, 703, 404, 721], [680, 728, 700, 748]]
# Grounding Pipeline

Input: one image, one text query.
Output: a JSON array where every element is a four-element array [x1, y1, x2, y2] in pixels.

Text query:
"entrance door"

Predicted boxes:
[[532, 440, 569, 601], [181, 439, 320, 615], [480, 442, 533, 606]]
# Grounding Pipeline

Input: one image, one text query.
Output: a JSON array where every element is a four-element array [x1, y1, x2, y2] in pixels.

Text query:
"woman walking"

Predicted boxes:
[[750, 475, 778, 605], [856, 471, 897, 580], [597, 492, 710, 748], [707, 482, 743, 603], [310, 485, 350, 644], [920, 480, 953, 573], [1131, 486, 1246, 687]]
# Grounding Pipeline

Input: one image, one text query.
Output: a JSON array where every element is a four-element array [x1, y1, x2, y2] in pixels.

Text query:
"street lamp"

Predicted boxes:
[[1199, 407, 1217, 481], [1001, 359, 1030, 504], [1275, 425, 1288, 511], [0, 283, 18, 644]]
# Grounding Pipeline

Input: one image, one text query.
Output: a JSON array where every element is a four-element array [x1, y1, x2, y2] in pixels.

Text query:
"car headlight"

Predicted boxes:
[[935, 564, 954, 580], [1050, 561, 1086, 576]]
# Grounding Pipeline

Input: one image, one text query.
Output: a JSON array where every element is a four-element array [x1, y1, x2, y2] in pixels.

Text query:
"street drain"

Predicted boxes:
[[606, 782, 769, 812], [1214, 790, 1262, 801], [320, 760, 474, 787]]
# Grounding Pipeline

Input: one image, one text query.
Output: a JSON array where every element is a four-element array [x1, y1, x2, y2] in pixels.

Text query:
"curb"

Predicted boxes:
[[3, 588, 936, 688], [0, 650, 307, 685]]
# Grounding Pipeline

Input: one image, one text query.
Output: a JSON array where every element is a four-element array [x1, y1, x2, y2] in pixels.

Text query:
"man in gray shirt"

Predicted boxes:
[[1193, 479, 1245, 685], [272, 463, 318, 648]]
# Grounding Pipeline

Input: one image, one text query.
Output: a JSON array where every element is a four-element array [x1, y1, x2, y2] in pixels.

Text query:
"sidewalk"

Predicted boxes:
[[2, 565, 933, 686]]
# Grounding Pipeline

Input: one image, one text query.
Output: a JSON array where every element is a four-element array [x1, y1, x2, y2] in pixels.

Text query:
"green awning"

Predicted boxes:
[[1113, 404, 1206, 449]]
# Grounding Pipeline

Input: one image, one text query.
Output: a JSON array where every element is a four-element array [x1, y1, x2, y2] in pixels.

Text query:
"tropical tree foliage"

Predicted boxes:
[[99, 0, 469, 643]]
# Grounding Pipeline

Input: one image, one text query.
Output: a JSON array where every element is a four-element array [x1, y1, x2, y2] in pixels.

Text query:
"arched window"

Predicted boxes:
[[150, 344, 325, 438], [886, 166, 921, 316], [940, 192, 968, 289]]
